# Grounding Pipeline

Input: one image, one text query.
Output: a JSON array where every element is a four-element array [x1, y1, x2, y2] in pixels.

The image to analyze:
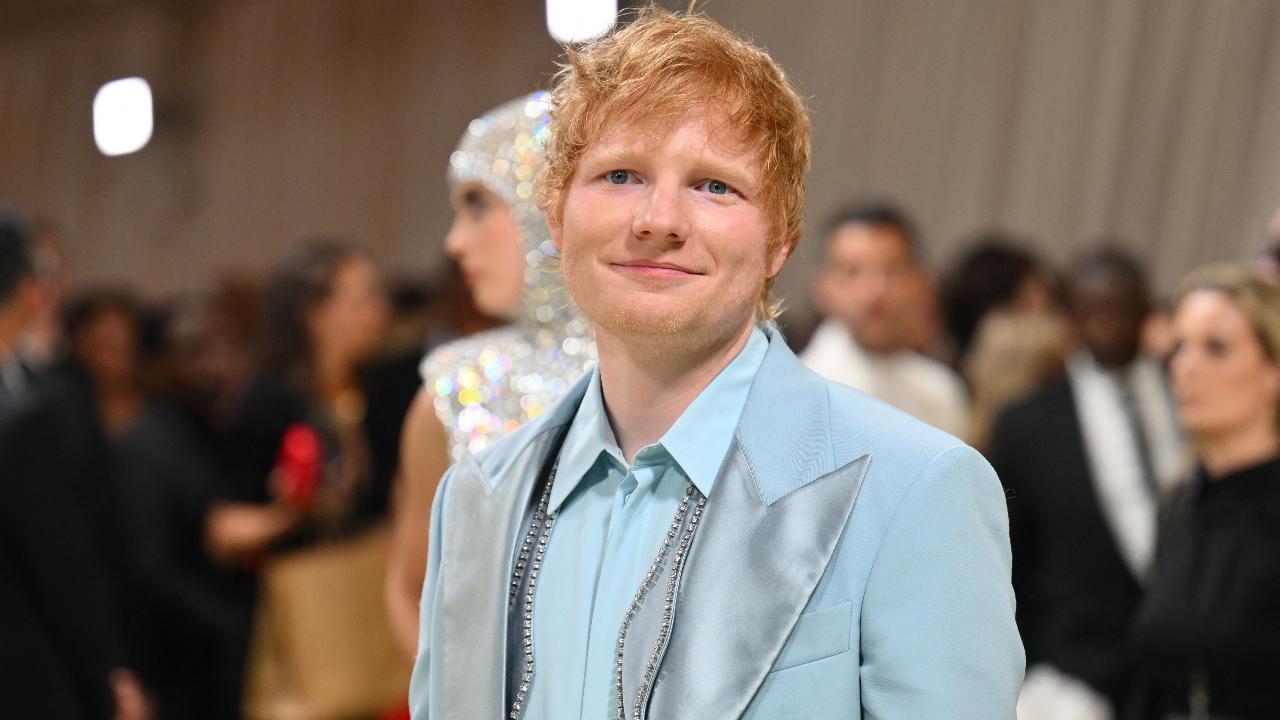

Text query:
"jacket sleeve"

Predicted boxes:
[[859, 444, 1025, 719], [0, 399, 121, 717], [408, 464, 455, 719]]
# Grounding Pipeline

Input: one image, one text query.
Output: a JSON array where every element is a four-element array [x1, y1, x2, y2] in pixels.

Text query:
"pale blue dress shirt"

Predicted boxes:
[[521, 327, 768, 719]]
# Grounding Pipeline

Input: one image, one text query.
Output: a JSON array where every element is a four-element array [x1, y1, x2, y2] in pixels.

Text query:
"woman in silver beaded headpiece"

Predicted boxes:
[[385, 92, 595, 656]]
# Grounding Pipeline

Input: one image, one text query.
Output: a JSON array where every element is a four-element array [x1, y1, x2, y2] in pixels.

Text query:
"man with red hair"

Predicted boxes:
[[410, 9, 1023, 719]]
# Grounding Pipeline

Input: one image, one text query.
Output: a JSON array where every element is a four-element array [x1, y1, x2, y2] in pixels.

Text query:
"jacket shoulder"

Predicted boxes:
[[823, 377, 968, 468]]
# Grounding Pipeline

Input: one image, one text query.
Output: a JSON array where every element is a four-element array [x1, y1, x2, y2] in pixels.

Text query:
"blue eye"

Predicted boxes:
[[706, 180, 730, 195], [607, 170, 630, 184]]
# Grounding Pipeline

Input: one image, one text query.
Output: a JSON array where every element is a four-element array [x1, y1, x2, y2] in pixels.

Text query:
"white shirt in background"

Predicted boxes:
[[799, 318, 970, 437]]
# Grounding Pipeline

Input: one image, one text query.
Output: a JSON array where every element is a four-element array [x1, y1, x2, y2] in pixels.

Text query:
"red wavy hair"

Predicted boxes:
[[539, 5, 812, 319]]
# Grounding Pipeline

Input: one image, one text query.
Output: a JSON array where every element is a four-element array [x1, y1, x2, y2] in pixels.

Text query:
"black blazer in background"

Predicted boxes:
[[0, 378, 122, 719], [989, 376, 1144, 709]]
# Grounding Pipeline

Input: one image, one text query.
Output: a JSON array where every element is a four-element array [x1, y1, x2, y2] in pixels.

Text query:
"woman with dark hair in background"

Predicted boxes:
[[943, 236, 1055, 365], [65, 290, 145, 439], [208, 238, 401, 716], [945, 236, 1065, 452], [1129, 264, 1280, 720], [211, 239, 391, 555]]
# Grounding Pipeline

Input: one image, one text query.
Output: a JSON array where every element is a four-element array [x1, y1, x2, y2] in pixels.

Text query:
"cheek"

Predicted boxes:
[[561, 190, 614, 245], [555, 207, 599, 276], [1200, 357, 1271, 419], [501, 232, 526, 283], [364, 296, 389, 329], [307, 306, 335, 344], [1241, 361, 1280, 412], [1264, 362, 1280, 395], [717, 214, 770, 267], [558, 241, 592, 298]]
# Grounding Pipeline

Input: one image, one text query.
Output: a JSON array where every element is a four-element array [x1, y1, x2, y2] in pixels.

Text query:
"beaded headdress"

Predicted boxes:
[[427, 93, 596, 458], [447, 92, 587, 335]]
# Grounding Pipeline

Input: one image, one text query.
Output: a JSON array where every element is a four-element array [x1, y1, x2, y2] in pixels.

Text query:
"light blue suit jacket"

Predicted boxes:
[[410, 330, 1024, 719]]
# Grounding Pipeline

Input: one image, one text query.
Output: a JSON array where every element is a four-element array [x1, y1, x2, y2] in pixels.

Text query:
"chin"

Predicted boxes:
[[601, 296, 698, 337], [474, 291, 515, 319], [1182, 413, 1229, 442], [853, 332, 897, 355], [606, 293, 757, 353], [568, 261, 760, 345]]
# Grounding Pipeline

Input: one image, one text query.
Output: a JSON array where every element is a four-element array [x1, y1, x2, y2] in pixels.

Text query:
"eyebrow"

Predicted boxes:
[[579, 145, 762, 197], [698, 156, 760, 197], [578, 146, 636, 172]]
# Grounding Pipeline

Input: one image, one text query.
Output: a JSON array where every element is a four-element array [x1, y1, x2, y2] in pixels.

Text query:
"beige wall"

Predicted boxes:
[[0, 0, 562, 294], [2, 0, 1279, 317], [685, 0, 1280, 307]]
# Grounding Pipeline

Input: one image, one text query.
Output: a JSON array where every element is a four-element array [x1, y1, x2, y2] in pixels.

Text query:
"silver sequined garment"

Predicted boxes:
[[421, 92, 596, 460]]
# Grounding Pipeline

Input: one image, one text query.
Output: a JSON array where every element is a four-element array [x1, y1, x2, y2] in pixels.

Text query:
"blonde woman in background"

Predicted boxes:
[[963, 308, 1071, 454], [1129, 264, 1280, 720]]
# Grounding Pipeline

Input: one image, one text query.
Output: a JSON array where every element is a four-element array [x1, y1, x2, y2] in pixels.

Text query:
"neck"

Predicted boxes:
[[845, 324, 899, 359], [97, 382, 143, 438], [597, 322, 756, 464], [1199, 419, 1280, 479], [313, 349, 357, 403]]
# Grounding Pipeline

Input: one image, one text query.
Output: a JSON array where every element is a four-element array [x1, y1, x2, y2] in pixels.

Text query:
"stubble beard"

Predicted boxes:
[[565, 259, 762, 364]]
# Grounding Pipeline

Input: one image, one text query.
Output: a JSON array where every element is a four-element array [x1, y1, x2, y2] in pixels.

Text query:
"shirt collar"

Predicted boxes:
[[550, 368, 626, 511], [1070, 349, 1149, 385], [549, 326, 770, 512]]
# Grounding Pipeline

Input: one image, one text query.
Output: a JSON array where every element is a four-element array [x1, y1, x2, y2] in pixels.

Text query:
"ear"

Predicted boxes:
[[812, 267, 831, 317], [1266, 361, 1280, 399], [765, 237, 794, 280], [547, 212, 564, 252]]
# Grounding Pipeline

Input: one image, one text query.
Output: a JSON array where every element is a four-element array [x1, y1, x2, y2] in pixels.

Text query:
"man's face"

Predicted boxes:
[[1071, 271, 1148, 368], [816, 223, 918, 354], [552, 110, 784, 351]]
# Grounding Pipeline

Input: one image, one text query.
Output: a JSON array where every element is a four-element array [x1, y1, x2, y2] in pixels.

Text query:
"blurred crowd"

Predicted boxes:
[[0, 211, 498, 719], [2, 192, 1278, 720]]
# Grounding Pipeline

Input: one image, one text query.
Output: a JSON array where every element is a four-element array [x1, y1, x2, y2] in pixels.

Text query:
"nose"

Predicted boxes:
[[856, 270, 891, 304], [632, 182, 688, 244], [1169, 343, 1196, 385], [444, 216, 468, 260]]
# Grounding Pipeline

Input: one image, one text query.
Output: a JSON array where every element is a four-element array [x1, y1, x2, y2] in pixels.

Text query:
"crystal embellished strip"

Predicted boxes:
[[635, 491, 705, 716], [508, 459, 558, 720], [613, 482, 706, 720]]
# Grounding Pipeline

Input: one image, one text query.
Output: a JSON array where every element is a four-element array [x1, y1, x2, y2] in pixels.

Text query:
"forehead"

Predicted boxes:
[[827, 223, 912, 260], [1177, 289, 1247, 328], [449, 180, 500, 203], [1072, 270, 1145, 309], [584, 107, 762, 169]]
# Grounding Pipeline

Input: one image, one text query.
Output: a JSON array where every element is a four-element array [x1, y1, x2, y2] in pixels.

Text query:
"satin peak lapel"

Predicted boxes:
[[644, 441, 869, 719], [439, 429, 558, 719]]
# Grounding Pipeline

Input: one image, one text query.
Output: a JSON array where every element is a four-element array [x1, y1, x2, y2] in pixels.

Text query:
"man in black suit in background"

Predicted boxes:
[[0, 206, 38, 408], [990, 249, 1185, 720], [0, 207, 144, 718]]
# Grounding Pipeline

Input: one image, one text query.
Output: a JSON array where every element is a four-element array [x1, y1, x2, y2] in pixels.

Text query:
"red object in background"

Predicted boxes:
[[275, 423, 323, 509], [376, 702, 410, 720]]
